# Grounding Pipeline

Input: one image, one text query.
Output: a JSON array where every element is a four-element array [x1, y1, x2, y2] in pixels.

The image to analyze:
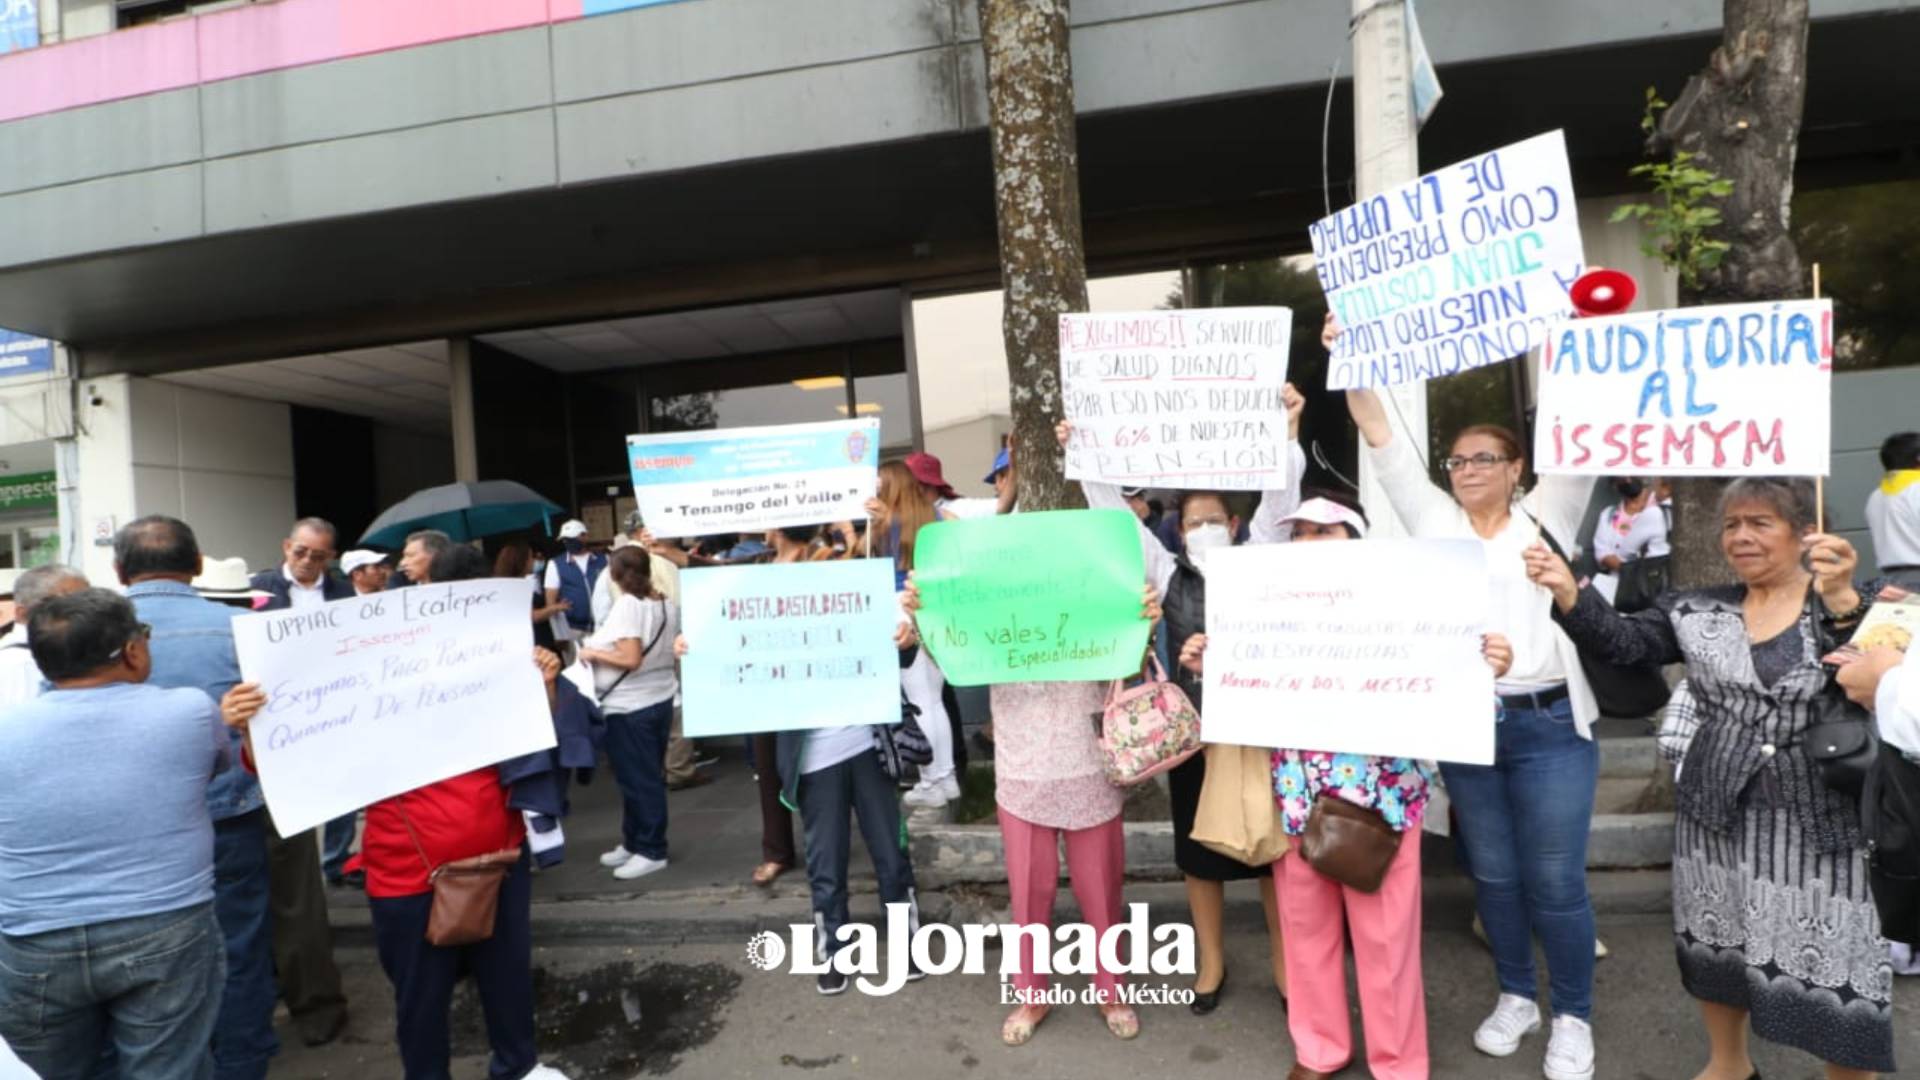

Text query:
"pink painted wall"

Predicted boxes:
[[0, 0, 593, 124]]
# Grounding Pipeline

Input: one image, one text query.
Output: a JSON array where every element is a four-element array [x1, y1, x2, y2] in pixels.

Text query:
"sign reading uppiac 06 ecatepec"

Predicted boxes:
[[678, 559, 901, 738], [1201, 540, 1494, 765], [1313, 130, 1584, 390], [1533, 299, 1834, 476], [913, 509, 1151, 686], [1060, 307, 1292, 491], [626, 419, 879, 540], [232, 579, 555, 836]]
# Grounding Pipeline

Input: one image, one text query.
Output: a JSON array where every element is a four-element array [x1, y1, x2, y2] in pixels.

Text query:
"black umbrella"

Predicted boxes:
[[358, 481, 565, 548]]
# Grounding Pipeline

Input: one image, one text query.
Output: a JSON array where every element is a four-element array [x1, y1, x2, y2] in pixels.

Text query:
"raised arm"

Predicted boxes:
[[1059, 419, 1177, 594], [1248, 384, 1308, 544], [1524, 541, 1683, 666]]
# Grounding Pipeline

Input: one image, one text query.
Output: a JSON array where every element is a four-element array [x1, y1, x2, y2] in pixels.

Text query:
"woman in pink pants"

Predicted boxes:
[[1182, 493, 1513, 1080]]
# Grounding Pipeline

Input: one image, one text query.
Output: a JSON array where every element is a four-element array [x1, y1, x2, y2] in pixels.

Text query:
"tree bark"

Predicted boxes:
[[1655, 0, 1811, 587], [978, 0, 1089, 512]]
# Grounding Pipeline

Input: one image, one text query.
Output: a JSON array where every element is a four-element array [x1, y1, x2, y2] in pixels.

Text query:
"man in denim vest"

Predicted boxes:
[[543, 519, 606, 647]]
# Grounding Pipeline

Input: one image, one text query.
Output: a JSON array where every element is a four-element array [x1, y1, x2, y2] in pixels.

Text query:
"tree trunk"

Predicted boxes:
[[978, 0, 1089, 513], [1656, 0, 1811, 587]]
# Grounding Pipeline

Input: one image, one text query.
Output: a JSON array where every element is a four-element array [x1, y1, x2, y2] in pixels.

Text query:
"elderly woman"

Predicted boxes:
[[1526, 477, 1893, 1080]]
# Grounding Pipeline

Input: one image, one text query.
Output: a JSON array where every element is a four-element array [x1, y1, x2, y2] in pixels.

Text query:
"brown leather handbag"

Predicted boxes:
[[1298, 794, 1404, 894], [397, 799, 523, 947]]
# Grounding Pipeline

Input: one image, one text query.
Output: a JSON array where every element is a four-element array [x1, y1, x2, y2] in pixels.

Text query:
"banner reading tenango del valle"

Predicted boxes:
[[1532, 299, 1833, 476], [1313, 130, 1584, 389], [626, 418, 880, 539]]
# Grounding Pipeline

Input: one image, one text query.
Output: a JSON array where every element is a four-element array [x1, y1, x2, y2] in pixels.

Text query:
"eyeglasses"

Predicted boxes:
[[289, 545, 334, 563], [108, 623, 153, 662], [1441, 453, 1512, 473]]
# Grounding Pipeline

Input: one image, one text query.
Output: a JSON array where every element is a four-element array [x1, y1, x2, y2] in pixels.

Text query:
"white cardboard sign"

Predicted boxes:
[[232, 579, 555, 835], [1201, 540, 1494, 764]]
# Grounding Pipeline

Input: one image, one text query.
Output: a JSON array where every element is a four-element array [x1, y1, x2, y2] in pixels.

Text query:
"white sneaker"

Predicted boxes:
[[613, 853, 669, 880], [1543, 1015, 1595, 1080], [1473, 993, 1542, 1057], [598, 844, 632, 868], [523, 1067, 572, 1080], [938, 774, 961, 801], [902, 778, 952, 808]]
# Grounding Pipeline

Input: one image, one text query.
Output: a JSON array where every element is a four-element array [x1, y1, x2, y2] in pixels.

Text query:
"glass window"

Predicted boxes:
[[19, 525, 58, 569], [0, 530, 15, 570], [1795, 178, 1920, 372]]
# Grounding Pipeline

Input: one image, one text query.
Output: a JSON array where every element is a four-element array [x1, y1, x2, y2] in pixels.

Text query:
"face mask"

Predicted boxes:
[[1184, 524, 1233, 558], [563, 538, 584, 555]]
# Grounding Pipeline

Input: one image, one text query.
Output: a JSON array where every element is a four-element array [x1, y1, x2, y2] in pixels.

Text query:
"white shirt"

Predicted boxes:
[[1590, 500, 1670, 565], [1368, 436, 1599, 738], [281, 565, 326, 610], [939, 496, 1003, 521], [1866, 472, 1920, 570], [803, 725, 876, 775], [0, 634, 43, 709], [542, 552, 595, 593], [585, 594, 678, 713], [1877, 644, 1920, 756], [590, 551, 681, 627]]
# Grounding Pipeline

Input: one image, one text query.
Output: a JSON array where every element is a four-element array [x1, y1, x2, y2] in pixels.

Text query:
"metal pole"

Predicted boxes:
[[1349, 0, 1427, 537]]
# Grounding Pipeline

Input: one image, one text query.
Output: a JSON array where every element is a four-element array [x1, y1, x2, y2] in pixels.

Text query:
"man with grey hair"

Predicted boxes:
[[0, 564, 87, 707], [251, 517, 353, 610]]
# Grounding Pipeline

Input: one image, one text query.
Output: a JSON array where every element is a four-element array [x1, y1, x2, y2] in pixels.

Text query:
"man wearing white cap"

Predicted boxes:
[[544, 519, 606, 644], [340, 550, 391, 595]]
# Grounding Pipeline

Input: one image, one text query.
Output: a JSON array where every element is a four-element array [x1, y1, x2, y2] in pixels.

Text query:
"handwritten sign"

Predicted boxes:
[[1202, 540, 1494, 764], [626, 419, 879, 540], [1314, 130, 1584, 389], [1532, 299, 1833, 476], [232, 579, 555, 836], [678, 559, 900, 737], [1060, 307, 1292, 490], [914, 510, 1150, 686]]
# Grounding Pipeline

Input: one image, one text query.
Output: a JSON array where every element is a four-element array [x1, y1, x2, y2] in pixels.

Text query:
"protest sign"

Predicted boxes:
[[231, 579, 555, 836], [1060, 307, 1293, 490], [626, 418, 879, 539], [1201, 540, 1494, 764], [1532, 299, 1833, 476], [1312, 130, 1584, 389], [678, 558, 900, 738], [914, 509, 1151, 686]]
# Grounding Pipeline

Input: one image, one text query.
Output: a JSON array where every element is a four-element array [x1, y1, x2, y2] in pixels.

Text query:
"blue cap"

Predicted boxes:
[[983, 447, 1011, 482]]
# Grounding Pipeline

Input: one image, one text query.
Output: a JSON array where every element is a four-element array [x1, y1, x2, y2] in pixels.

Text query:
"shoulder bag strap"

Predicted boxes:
[[392, 794, 437, 876]]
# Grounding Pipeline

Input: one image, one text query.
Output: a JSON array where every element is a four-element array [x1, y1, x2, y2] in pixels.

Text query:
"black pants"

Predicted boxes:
[[367, 852, 536, 1080]]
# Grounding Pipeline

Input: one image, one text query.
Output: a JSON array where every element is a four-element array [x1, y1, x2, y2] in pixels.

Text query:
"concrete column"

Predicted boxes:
[[1350, 0, 1427, 538], [447, 337, 479, 484], [71, 373, 136, 586]]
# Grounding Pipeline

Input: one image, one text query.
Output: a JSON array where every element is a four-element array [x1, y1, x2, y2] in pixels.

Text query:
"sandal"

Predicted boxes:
[[751, 861, 789, 887], [1001, 1003, 1050, 1046], [1099, 1001, 1139, 1040]]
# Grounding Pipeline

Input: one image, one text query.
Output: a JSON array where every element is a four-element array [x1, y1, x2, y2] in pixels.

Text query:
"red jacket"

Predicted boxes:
[[354, 767, 525, 898]]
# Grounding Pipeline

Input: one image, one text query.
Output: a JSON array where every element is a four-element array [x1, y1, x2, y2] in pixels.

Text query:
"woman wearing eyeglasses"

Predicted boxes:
[[1335, 315, 1602, 1080]]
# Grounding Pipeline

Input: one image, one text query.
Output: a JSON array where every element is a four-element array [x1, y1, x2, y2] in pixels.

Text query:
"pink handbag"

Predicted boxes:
[[1097, 655, 1203, 786]]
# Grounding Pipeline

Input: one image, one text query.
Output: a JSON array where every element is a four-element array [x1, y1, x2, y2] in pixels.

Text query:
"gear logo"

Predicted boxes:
[[744, 930, 786, 972]]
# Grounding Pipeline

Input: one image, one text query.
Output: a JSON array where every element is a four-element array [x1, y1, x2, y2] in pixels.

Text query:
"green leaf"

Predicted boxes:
[[1706, 179, 1734, 197]]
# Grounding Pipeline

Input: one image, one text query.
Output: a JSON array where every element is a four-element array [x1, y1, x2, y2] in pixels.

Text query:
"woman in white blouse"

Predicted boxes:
[[1336, 315, 1601, 1080]]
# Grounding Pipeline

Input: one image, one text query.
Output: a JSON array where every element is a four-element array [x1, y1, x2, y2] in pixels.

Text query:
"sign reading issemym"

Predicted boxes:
[[1313, 130, 1584, 389], [232, 579, 555, 836], [1060, 307, 1293, 491], [1533, 299, 1834, 476], [1201, 540, 1494, 765], [626, 418, 879, 540], [913, 510, 1151, 686], [678, 559, 900, 738]]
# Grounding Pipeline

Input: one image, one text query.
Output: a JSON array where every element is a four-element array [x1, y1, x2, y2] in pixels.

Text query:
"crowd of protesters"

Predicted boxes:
[[0, 316, 1917, 1080]]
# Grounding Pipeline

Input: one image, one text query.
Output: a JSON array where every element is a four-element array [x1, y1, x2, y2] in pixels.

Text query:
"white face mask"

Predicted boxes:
[[1184, 523, 1233, 560]]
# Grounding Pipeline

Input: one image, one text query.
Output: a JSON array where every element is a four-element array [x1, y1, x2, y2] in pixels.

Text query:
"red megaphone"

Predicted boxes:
[[1569, 268, 1638, 318]]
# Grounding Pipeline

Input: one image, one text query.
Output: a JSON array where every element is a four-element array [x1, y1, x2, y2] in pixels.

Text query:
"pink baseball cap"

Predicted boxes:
[[1281, 497, 1369, 538]]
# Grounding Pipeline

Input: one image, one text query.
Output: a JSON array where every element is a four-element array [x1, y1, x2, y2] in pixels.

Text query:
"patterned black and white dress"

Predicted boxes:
[[1558, 584, 1894, 1073]]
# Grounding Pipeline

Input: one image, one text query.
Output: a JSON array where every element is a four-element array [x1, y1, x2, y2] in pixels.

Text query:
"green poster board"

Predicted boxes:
[[913, 509, 1151, 686]]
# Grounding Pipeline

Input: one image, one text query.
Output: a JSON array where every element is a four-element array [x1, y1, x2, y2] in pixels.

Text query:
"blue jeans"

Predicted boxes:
[[795, 749, 918, 951], [604, 700, 673, 861], [210, 811, 278, 1079], [368, 853, 536, 1080], [321, 813, 358, 881], [1440, 693, 1599, 1020], [0, 902, 226, 1080]]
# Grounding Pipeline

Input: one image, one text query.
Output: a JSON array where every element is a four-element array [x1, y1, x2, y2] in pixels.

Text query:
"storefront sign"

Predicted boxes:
[[679, 559, 900, 737], [1060, 307, 1293, 490], [913, 509, 1151, 686], [0, 331, 52, 377], [1314, 130, 1584, 389], [1201, 539, 1494, 764], [0, 471, 54, 512], [626, 419, 880, 540], [232, 579, 555, 835]]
